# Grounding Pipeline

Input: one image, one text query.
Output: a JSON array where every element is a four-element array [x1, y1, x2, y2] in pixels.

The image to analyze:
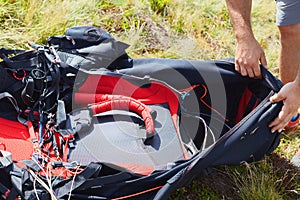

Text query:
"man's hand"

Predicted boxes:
[[269, 81, 300, 133], [235, 38, 268, 78], [225, 0, 268, 78]]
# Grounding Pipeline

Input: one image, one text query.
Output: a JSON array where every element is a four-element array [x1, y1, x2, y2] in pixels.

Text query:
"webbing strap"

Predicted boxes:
[[56, 162, 102, 199], [0, 48, 25, 55], [6, 187, 18, 200], [27, 121, 38, 150], [78, 172, 134, 190], [3, 56, 38, 69], [9, 165, 23, 200], [0, 92, 21, 113], [0, 181, 9, 196], [0, 150, 13, 167]]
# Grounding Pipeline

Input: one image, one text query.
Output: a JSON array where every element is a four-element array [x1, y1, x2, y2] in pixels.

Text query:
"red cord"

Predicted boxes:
[[200, 84, 229, 122]]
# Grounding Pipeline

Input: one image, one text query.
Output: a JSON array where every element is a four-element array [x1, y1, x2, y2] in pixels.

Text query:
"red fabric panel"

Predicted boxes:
[[0, 118, 33, 161], [234, 87, 258, 124], [113, 162, 154, 176]]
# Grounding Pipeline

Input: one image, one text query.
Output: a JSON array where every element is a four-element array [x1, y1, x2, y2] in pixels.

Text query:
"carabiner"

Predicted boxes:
[[13, 69, 26, 81]]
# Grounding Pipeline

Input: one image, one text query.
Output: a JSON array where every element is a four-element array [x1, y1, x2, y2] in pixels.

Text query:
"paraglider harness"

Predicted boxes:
[[0, 26, 284, 200]]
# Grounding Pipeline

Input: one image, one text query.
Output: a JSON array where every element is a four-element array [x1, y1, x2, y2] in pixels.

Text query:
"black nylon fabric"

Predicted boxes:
[[120, 58, 281, 138], [153, 99, 283, 200], [48, 26, 114, 50], [48, 26, 133, 71], [0, 29, 284, 200]]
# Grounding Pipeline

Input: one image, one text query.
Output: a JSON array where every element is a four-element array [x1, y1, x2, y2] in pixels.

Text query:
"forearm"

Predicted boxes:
[[225, 0, 255, 41]]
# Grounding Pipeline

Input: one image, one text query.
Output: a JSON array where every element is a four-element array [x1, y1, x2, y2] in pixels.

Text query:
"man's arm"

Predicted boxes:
[[225, 0, 267, 78], [269, 65, 300, 132]]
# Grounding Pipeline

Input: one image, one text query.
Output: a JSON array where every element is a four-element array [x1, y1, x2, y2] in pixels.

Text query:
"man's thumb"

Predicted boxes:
[[260, 54, 268, 69], [270, 93, 284, 103]]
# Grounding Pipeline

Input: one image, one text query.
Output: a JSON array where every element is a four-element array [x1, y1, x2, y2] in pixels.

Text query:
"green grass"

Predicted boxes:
[[1, 0, 299, 199], [227, 160, 294, 199]]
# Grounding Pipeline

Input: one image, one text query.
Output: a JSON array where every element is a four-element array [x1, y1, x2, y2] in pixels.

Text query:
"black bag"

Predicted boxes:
[[48, 26, 133, 70], [0, 26, 283, 200]]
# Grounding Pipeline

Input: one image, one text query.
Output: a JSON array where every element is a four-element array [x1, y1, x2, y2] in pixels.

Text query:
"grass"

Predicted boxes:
[[229, 161, 293, 199], [1, 0, 299, 199]]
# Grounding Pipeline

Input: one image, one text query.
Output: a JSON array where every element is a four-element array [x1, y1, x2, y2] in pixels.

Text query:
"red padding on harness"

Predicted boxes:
[[0, 118, 33, 161], [88, 95, 155, 138]]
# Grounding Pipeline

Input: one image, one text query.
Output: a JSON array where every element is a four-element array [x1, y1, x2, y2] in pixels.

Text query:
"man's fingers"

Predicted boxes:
[[235, 58, 261, 78], [246, 68, 255, 78], [269, 105, 297, 133], [253, 65, 261, 78], [270, 120, 289, 133], [235, 63, 240, 73], [269, 110, 292, 133], [239, 65, 248, 76]]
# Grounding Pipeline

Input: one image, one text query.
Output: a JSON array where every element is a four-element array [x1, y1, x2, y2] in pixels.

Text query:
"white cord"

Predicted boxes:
[[67, 166, 80, 200], [29, 170, 57, 200], [182, 112, 216, 150], [33, 178, 41, 200]]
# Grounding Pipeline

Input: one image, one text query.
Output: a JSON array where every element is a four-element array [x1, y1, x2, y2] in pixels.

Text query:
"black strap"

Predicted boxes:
[[6, 187, 18, 200], [7, 164, 23, 199], [1, 54, 38, 70], [78, 172, 134, 190], [55, 162, 102, 199], [0, 48, 25, 56], [69, 194, 108, 199], [0, 181, 9, 196], [21, 76, 35, 106], [20, 160, 42, 172]]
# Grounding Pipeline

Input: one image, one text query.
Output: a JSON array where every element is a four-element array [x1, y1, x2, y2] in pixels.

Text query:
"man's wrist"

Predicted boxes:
[[235, 30, 255, 42]]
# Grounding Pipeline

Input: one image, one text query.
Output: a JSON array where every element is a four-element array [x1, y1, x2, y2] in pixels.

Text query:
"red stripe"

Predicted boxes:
[[234, 87, 255, 124], [112, 186, 163, 200]]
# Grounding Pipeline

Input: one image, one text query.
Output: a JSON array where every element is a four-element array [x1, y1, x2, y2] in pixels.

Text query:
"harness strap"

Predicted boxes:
[[56, 162, 101, 199], [21, 77, 35, 106], [27, 121, 39, 151], [62, 134, 74, 162], [0, 150, 13, 167], [0, 181, 10, 198], [0, 53, 38, 70], [8, 165, 23, 200], [0, 92, 21, 113], [0, 48, 25, 55]]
